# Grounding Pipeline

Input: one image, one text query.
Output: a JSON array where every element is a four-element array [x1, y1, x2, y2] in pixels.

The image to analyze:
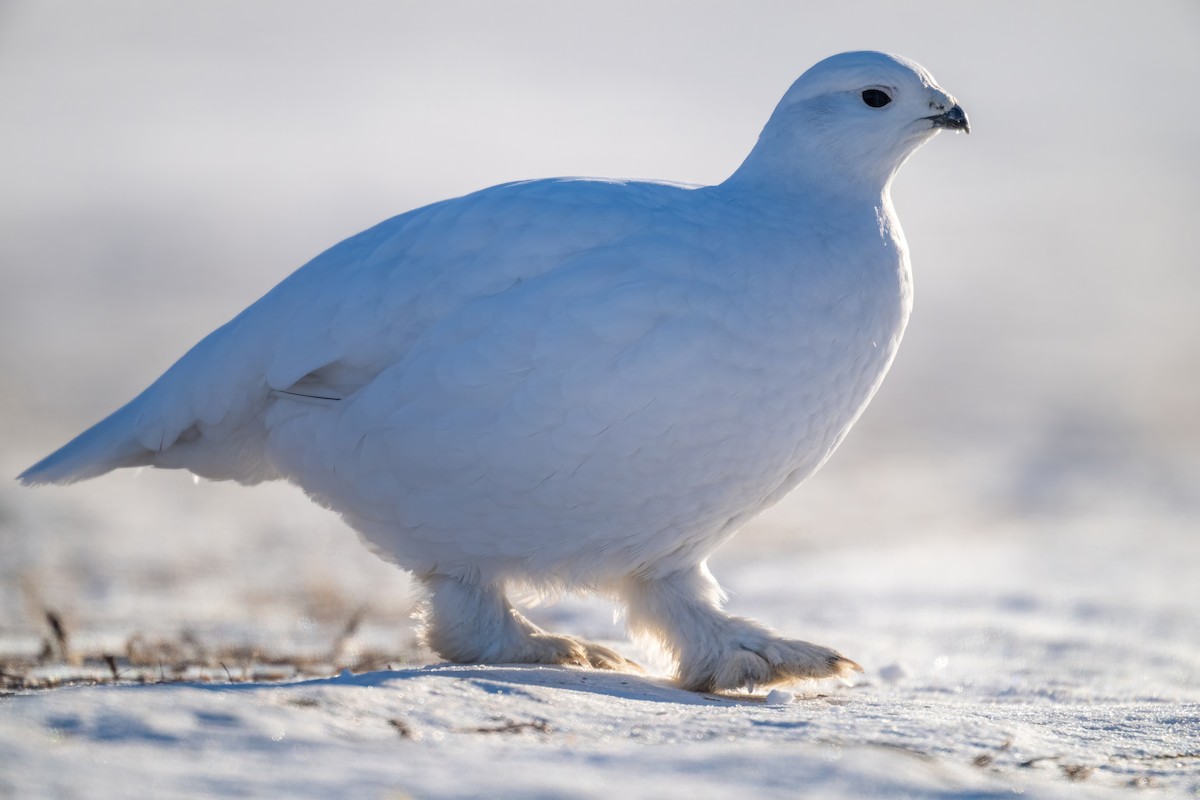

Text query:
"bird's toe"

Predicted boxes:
[[682, 637, 859, 693], [580, 641, 642, 672]]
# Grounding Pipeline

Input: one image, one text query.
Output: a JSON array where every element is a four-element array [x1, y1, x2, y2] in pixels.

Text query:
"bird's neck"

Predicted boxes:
[[720, 122, 897, 208]]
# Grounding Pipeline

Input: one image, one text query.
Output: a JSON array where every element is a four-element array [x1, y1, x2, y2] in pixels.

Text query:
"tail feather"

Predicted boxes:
[[17, 401, 152, 486]]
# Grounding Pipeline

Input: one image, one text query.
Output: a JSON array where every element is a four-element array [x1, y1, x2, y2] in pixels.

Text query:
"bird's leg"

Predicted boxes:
[[419, 573, 634, 670], [622, 563, 861, 692]]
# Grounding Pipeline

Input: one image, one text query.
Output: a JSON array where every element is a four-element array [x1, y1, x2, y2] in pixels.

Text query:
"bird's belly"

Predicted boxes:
[[272, 328, 892, 585]]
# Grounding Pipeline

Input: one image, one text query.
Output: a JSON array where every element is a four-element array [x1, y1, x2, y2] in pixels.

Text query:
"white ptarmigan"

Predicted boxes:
[[20, 51, 968, 692]]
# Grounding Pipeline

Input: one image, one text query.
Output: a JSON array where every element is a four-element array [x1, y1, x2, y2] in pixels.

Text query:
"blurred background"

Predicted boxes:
[[1, 1, 1197, 675]]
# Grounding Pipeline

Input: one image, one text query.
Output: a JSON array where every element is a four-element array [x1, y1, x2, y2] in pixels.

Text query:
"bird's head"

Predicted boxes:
[[729, 51, 968, 198]]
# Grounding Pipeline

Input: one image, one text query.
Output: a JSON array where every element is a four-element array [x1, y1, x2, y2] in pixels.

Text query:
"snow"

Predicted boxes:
[[2, 2, 1199, 798], [3, 495, 1197, 798], [0, 671, 1160, 800]]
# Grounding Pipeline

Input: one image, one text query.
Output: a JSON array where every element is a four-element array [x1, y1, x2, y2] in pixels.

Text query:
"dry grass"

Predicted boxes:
[[0, 609, 421, 693]]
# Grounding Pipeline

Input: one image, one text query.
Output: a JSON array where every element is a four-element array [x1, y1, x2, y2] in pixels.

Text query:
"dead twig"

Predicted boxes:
[[463, 717, 551, 735], [389, 718, 418, 739], [44, 610, 73, 664]]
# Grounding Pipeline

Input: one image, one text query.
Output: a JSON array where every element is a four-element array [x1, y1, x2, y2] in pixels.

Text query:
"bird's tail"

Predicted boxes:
[[18, 400, 153, 486]]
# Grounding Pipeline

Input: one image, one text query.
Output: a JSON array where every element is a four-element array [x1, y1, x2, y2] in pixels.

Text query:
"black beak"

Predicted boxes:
[[926, 104, 970, 134]]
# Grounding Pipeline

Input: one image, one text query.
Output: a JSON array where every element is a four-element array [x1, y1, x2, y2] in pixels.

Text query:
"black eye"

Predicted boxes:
[[861, 89, 891, 108]]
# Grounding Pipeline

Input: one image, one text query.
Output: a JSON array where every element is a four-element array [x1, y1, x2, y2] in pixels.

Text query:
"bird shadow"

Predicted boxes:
[[135, 663, 763, 706]]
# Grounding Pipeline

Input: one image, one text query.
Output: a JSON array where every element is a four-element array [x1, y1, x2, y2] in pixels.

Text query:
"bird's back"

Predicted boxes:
[[20, 177, 728, 486]]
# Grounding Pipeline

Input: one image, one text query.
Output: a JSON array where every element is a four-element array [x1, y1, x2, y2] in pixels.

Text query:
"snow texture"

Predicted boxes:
[[2, 518, 1197, 799]]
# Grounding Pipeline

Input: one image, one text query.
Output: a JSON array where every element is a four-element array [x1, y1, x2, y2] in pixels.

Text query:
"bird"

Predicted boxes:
[[20, 51, 968, 692]]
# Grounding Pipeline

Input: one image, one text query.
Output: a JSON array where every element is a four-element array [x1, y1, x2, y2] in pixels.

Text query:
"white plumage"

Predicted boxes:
[[21, 51, 968, 691]]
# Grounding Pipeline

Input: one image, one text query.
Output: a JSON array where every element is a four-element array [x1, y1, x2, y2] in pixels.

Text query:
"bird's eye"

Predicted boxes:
[[861, 89, 891, 108]]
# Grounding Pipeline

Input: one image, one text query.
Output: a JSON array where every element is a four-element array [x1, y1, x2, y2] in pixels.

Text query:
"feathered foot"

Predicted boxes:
[[623, 564, 861, 692], [420, 574, 638, 671]]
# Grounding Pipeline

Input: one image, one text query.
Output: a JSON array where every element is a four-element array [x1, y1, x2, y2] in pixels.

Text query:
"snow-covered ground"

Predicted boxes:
[[2, 2, 1198, 798], [2, 493, 1197, 798]]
